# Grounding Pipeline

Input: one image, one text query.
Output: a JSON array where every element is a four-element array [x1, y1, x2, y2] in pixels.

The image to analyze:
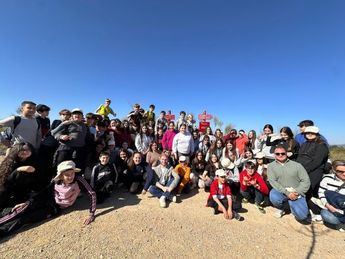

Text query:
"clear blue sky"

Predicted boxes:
[[0, 1, 344, 144]]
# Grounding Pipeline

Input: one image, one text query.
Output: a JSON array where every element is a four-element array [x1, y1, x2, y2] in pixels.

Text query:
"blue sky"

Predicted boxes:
[[0, 1, 344, 144]]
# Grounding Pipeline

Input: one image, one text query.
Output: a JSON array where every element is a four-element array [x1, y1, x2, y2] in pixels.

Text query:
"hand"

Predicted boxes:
[[288, 192, 299, 200], [17, 166, 35, 173], [326, 203, 339, 213], [11, 203, 27, 213], [249, 179, 257, 186], [287, 152, 293, 157], [223, 211, 230, 219], [227, 209, 233, 220], [60, 135, 70, 141], [83, 213, 95, 225]]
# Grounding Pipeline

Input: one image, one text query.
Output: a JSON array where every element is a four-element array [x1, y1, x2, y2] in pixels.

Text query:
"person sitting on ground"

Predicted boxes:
[[0, 143, 38, 209], [90, 151, 118, 204], [312, 160, 345, 231], [206, 169, 244, 221], [0, 160, 96, 238], [148, 154, 180, 208], [174, 156, 191, 194], [190, 151, 207, 189], [239, 161, 269, 214], [200, 153, 221, 191], [268, 145, 311, 222], [124, 152, 153, 194], [95, 98, 116, 120]]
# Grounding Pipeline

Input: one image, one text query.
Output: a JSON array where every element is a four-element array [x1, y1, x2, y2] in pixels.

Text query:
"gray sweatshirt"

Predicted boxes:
[[152, 165, 180, 190], [52, 121, 89, 147], [267, 160, 310, 196]]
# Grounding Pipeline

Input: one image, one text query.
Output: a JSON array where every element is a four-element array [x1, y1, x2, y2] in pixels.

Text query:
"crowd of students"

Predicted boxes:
[[0, 98, 344, 238]]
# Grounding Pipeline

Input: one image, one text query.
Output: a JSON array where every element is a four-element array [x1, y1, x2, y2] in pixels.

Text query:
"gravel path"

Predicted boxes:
[[0, 188, 344, 258]]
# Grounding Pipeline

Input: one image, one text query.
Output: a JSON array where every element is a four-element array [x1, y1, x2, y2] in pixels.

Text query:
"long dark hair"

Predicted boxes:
[[0, 142, 34, 186]]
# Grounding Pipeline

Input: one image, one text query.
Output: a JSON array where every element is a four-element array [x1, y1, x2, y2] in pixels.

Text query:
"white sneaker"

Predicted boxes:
[[159, 196, 167, 208], [337, 224, 345, 232], [274, 209, 286, 218], [310, 197, 326, 209], [171, 195, 177, 203]]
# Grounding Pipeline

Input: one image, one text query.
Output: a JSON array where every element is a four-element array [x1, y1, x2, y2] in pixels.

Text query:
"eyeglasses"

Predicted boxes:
[[275, 152, 286, 156]]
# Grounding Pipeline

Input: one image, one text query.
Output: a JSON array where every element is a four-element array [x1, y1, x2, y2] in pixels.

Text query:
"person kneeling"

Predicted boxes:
[[206, 169, 244, 221], [148, 154, 180, 208]]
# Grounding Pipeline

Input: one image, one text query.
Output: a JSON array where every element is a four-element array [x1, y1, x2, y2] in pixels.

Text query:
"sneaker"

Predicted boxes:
[[274, 209, 286, 218], [310, 212, 323, 223], [159, 196, 167, 208], [130, 182, 140, 193], [255, 203, 266, 214], [171, 195, 177, 203], [337, 224, 345, 232], [310, 197, 326, 210], [242, 198, 249, 203], [233, 212, 244, 221]]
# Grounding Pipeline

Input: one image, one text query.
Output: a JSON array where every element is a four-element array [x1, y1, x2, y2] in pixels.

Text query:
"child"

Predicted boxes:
[[95, 98, 116, 119], [90, 151, 118, 204], [144, 104, 156, 125], [239, 161, 269, 213], [0, 161, 96, 238], [206, 169, 244, 221], [174, 156, 191, 194]]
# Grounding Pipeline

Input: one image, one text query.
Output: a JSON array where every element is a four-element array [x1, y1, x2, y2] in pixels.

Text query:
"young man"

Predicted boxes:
[[295, 120, 328, 145], [206, 169, 244, 221], [315, 160, 345, 231], [148, 154, 180, 208], [95, 98, 116, 119], [239, 161, 269, 213], [52, 108, 94, 169], [90, 151, 118, 204], [0, 101, 41, 150], [268, 145, 311, 222]]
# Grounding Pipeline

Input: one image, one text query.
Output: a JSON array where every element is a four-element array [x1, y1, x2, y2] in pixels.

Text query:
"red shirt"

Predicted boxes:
[[207, 179, 232, 202], [239, 170, 269, 195]]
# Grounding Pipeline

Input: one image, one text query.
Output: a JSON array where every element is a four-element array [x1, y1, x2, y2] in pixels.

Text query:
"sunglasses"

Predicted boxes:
[[275, 152, 286, 156]]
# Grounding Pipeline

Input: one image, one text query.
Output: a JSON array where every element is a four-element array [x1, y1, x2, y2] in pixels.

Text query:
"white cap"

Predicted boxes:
[[221, 158, 235, 170], [54, 160, 81, 181], [304, 126, 319, 134], [216, 169, 226, 177]]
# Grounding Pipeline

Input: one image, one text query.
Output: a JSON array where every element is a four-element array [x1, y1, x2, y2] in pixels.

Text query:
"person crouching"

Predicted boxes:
[[206, 169, 244, 221]]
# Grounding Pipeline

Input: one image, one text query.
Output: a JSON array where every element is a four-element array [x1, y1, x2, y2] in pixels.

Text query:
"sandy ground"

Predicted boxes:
[[0, 186, 344, 259]]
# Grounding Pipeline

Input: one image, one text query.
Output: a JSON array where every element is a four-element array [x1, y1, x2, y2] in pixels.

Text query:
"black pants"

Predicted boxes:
[[207, 197, 242, 211], [0, 199, 59, 238], [55, 146, 87, 170]]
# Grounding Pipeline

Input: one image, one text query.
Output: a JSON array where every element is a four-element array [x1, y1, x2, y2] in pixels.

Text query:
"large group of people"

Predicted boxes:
[[0, 98, 344, 239]]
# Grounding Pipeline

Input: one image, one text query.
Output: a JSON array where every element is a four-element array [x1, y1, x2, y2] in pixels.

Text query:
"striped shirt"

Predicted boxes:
[[318, 173, 345, 206]]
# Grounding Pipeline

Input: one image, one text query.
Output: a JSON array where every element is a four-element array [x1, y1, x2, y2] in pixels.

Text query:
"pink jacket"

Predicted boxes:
[[162, 129, 177, 150]]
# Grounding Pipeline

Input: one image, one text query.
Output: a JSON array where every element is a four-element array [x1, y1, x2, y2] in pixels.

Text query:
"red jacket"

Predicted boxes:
[[207, 179, 232, 203], [162, 129, 177, 150], [239, 170, 269, 195], [236, 133, 248, 155]]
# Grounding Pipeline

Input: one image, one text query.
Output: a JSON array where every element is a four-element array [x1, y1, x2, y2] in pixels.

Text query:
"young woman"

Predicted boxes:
[[146, 141, 162, 167], [162, 121, 177, 151], [135, 124, 153, 157], [247, 130, 260, 154], [0, 143, 38, 209], [198, 135, 211, 157], [190, 151, 207, 188], [205, 138, 224, 162], [234, 148, 256, 170], [258, 124, 276, 161], [125, 152, 154, 194], [222, 140, 239, 161], [200, 153, 221, 191], [266, 126, 300, 160], [0, 160, 96, 237]]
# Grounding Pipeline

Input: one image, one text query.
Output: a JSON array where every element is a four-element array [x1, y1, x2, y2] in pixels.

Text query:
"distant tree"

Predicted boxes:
[[224, 123, 235, 134], [213, 116, 223, 130]]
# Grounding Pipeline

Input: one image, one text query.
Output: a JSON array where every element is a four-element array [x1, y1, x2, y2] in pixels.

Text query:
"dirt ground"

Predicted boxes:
[[0, 186, 344, 259]]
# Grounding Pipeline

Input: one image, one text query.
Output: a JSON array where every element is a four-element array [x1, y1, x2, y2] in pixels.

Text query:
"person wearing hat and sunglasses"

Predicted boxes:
[[206, 169, 244, 221], [268, 145, 311, 221], [0, 161, 96, 237], [315, 160, 345, 231]]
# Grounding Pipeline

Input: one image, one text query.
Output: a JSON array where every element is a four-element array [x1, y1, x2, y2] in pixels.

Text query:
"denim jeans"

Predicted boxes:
[[269, 189, 309, 221], [148, 177, 175, 199], [325, 190, 345, 211], [240, 186, 264, 204], [320, 209, 345, 225]]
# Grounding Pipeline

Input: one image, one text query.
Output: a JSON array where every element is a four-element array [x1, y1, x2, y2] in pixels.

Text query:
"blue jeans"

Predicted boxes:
[[148, 177, 175, 199], [269, 189, 309, 221], [320, 191, 345, 224], [320, 209, 344, 225]]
